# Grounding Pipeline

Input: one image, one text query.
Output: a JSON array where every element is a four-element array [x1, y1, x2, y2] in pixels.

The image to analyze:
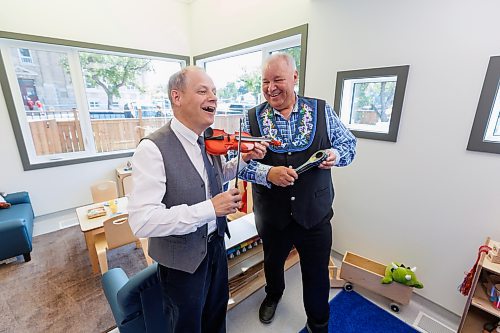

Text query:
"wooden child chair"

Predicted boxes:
[[94, 213, 153, 275]]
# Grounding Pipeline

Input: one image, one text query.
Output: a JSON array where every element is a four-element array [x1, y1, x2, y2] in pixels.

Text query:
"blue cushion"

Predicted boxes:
[[4, 192, 31, 205], [117, 264, 158, 321], [102, 268, 129, 325], [0, 192, 34, 261], [102, 263, 167, 333]]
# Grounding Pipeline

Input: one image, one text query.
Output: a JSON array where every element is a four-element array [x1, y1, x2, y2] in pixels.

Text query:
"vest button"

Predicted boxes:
[[288, 152, 292, 156], [288, 165, 293, 168], [291, 197, 295, 201]]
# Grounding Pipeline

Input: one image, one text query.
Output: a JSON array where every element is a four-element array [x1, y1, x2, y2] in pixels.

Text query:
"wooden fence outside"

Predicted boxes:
[[28, 115, 241, 156]]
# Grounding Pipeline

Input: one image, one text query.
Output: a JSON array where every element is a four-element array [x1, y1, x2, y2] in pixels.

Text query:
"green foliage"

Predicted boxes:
[[61, 53, 152, 110], [352, 81, 396, 123], [79, 53, 151, 109], [239, 70, 261, 103], [218, 82, 238, 100]]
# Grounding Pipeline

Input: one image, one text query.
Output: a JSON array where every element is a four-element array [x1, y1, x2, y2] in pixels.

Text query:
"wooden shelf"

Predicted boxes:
[[462, 306, 497, 332], [471, 282, 500, 317], [227, 244, 263, 270], [459, 237, 500, 332], [226, 248, 299, 311], [228, 246, 264, 280]]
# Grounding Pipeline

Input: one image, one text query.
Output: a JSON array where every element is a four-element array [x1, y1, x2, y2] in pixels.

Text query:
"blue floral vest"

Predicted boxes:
[[248, 96, 334, 231]]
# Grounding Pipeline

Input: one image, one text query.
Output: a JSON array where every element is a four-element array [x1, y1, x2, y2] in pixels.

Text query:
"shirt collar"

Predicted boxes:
[[272, 93, 299, 116], [171, 117, 199, 146]]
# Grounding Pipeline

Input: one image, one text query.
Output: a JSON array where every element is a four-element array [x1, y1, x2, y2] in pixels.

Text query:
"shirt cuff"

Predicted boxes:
[[256, 164, 273, 188], [331, 148, 341, 166]]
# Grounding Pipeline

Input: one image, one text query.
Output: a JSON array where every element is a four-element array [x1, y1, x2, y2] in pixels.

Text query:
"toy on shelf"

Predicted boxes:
[[381, 262, 424, 288], [227, 237, 262, 260]]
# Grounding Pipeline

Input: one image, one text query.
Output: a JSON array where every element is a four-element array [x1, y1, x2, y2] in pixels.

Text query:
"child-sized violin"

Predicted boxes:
[[203, 128, 281, 155]]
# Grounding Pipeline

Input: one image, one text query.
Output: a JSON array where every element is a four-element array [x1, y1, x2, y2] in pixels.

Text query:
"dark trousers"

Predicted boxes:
[[260, 219, 332, 331], [157, 235, 228, 333]]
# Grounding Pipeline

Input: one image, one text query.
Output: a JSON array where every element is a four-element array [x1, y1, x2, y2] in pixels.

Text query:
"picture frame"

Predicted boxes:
[[333, 65, 410, 142]]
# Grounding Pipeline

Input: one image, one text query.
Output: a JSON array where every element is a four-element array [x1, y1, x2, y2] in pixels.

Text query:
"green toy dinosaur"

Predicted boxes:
[[381, 262, 424, 289]]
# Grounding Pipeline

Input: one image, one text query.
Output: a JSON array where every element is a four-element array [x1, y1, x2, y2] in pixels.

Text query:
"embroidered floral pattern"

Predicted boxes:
[[258, 100, 316, 152]]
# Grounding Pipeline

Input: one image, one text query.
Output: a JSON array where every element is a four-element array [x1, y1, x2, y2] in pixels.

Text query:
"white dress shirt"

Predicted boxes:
[[128, 117, 246, 238]]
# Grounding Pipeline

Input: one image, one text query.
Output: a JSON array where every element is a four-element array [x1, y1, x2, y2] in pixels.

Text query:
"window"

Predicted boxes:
[[18, 48, 33, 64], [334, 65, 409, 142], [194, 25, 308, 132], [0, 32, 188, 170], [89, 101, 100, 108], [467, 56, 500, 154]]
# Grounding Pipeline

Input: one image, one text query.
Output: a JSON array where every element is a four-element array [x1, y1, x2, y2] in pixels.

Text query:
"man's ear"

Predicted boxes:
[[171, 90, 182, 107], [293, 70, 299, 84]]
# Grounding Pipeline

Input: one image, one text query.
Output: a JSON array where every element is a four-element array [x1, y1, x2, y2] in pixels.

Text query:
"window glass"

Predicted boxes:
[[195, 26, 307, 133], [483, 85, 500, 143], [79, 51, 180, 152], [10, 47, 83, 157], [0, 35, 187, 169], [339, 77, 397, 134], [205, 51, 262, 115]]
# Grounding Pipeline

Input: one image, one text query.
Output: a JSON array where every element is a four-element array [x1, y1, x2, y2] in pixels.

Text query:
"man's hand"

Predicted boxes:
[[267, 166, 298, 187], [211, 188, 242, 216], [242, 142, 269, 162], [318, 150, 336, 170]]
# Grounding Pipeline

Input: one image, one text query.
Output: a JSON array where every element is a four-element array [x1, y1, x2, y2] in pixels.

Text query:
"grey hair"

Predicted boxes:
[[168, 66, 205, 100], [263, 53, 297, 71]]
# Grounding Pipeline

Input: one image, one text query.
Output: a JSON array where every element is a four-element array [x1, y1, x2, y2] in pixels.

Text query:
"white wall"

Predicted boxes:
[[190, 0, 500, 315], [0, 0, 190, 215], [190, 0, 310, 55], [2, 0, 500, 316]]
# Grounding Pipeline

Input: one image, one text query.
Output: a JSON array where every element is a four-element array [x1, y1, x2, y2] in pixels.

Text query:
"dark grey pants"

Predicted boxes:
[[157, 235, 228, 333]]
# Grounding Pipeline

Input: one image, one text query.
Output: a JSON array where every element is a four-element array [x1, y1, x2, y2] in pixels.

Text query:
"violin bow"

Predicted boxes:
[[234, 118, 243, 189]]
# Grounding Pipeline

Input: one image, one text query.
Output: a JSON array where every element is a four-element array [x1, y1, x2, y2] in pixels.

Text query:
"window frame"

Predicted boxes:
[[467, 55, 500, 154], [333, 65, 410, 142], [193, 24, 308, 97], [0, 31, 189, 170]]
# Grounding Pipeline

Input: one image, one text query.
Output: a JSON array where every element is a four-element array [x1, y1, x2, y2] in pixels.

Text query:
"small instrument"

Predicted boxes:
[[203, 128, 280, 156], [295, 150, 329, 175]]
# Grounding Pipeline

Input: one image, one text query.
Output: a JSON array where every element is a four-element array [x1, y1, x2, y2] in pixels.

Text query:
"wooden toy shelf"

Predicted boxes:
[[227, 246, 299, 310], [459, 237, 500, 332]]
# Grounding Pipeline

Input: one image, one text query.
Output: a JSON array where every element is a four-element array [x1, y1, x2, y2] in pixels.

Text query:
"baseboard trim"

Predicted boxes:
[[33, 208, 79, 237]]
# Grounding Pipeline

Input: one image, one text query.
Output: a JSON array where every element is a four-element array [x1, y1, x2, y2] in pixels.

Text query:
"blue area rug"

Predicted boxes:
[[299, 290, 418, 333]]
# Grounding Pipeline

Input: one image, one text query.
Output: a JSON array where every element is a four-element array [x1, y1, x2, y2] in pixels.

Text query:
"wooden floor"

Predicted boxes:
[[0, 224, 461, 333], [0, 225, 147, 333]]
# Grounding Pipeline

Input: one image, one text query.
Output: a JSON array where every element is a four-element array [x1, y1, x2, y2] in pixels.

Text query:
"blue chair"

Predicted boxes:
[[102, 263, 168, 333], [0, 192, 34, 262]]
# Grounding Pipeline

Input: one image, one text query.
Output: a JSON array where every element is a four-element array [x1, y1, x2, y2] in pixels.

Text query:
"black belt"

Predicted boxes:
[[207, 231, 220, 243]]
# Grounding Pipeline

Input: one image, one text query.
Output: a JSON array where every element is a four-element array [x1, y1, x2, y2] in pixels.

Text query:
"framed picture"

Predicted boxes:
[[333, 65, 410, 142], [467, 56, 500, 154]]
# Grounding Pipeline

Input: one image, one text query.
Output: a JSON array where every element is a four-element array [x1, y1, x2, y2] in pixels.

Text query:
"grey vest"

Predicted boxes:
[[144, 122, 224, 273]]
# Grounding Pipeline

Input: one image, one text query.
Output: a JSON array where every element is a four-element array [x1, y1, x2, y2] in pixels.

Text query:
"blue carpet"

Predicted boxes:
[[298, 290, 418, 333]]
